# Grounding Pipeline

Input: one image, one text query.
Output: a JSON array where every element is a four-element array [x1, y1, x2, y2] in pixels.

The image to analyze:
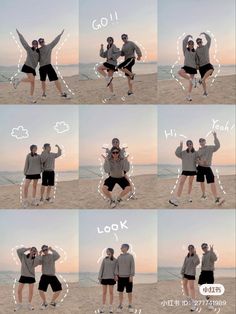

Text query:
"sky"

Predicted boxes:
[[0, 210, 79, 273], [0, 0, 78, 66], [158, 0, 235, 65], [79, 105, 157, 166], [158, 105, 235, 167], [79, 210, 157, 274], [79, 0, 157, 63], [0, 106, 79, 172], [158, 210, 235, 268]]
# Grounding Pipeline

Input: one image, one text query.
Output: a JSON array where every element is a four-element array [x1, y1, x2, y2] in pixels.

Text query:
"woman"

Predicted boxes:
[[169, 140, 198, 206], [102, 146, 131, 208], [181, 245, 200, 312], [23, 145, 42, 208], [98, 37, 120, 100], [14, 247, 41, 312], [13, 29, 39, 103], [178, 35, 198, 101], [98, 248, 117, 313]]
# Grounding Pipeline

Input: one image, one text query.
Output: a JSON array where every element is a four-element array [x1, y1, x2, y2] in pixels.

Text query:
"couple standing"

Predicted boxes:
[[179, 32, 214, 101], [14, 245, 62, 311], [98, 34, 142, 100], [98, 244, 135, 313], [181, 243, 217, 312], [23, 143, 62, 208], [13, 29, 69, 103], [169, 131, 224, 206]]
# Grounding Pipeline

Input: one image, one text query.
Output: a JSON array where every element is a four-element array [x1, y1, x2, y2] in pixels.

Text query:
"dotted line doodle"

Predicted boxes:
[[215, 169, 226, 195], [9, 32, 23, 83], [170, 168, 181, 195], [54, 245, 68, 264], [170, 33, 186, 91], [58, 274, 69, 304], [98, 158, 106, 200], [206, 30, 221, 87], [55, 33, 75, 96], [126, 156, 136, 201]]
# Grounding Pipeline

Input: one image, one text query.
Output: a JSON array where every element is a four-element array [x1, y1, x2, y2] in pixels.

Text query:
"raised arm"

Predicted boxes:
[[99, 44, 107, 58], [212, 132, 220, 152], [17, 247, 29, 260], [48, 30, 64, 49], [16, 29, 31, 51], [54, 145, 62, 158], [202, 32, 211, 48], [175, 142, 183, 159], [50, 247, 60, 261], [182, 35, 192, 55]]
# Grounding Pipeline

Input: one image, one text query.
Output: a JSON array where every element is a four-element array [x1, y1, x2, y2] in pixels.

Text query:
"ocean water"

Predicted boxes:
[[158, 164, 235, 179], [0, 171, 78, 186], [158, 267, 236, 281], [79, 164, 157, 179], [158, 65, 235, 80], [0, 271, 78, 285], [79, 272, 157, 287]]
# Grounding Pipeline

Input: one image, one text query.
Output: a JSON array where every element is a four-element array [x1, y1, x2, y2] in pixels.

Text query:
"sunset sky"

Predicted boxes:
[[0, 210, 79, 273], [0, 106, 78, 172], [79, 0, 157, 63], [158, 0, 235, 65], [0, 0, 78, 66], [158, 210, 235, 268], [79, 210, 157, 274], [158, 105, 235, 167]]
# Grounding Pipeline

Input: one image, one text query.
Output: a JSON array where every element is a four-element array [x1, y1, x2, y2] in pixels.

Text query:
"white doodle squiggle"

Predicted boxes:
[[9, 32, 23, 83], [170, 168, 181, 195]]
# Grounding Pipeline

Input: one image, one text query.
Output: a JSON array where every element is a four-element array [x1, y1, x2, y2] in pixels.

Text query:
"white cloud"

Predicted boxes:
[[11, 126, 29, 140], [53, 121, 70, 134]]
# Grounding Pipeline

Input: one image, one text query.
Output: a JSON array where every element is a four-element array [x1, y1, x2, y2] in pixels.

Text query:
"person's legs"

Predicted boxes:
[[178, 69, 190, 80], [200, 182, 206, 196], [28, 283, 34, 303], [21, 74, 35, 96], [102, 186, 112, 200], [107, 70, 114, 93], [188, 74, 194, 94], [119, 292, 124, 306], [176, 175, 187, 197], [39, 290, 46, 303], [128, 292, 132, 305], [41, 81, 46, 95], [24, 179, 31, 199], [40, 185, 45, 199], [210, 182, 218, 198], [46, 186, 52, 199], [51, 291, 61, 303], [182, 279, 189, 297], [98, 65, 108, 78], [54, 79, 63, 94], [127, 77, 133, 93], [188, 280, 195, 300], [118, 185, 131, 199], [32, 179, 38, 199], [102, 285, 108, 306], [188, 176, 194, 196], [108, 285, 114, 306], [201, 69, 214, 93], [17, 283, 24, 303]]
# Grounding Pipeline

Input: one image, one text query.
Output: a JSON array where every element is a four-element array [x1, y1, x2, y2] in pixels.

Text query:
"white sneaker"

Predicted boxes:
[[169, 198, 178, 207], [186, 95, 192, 101], [207, 303, 214, 310], [109, 305, 114, 313], [40, 303, 48, 310], [31, 199, 39, 206], [203, 91, 208, 97], [200, 194, 207, 200], [99, 308, 105, 313], [128, 305, 134, 313], [13, 78, 20, 89], [107, 93, 116, 100], [22, 199, 29, 209], [14, 303, 23, 311], [45, 197, 54, 203], [41, 94, 47, 99], [27, 303, 34, 310], [116, 305, 123, 312], [190, 302, 197, 311], [188, 196, 193, 203], [109, 199, 116, 209]]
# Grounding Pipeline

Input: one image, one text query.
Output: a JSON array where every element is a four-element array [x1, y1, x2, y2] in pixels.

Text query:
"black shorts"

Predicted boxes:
[[103, 62, 117, 72], [21, 64, 36, 76], [118, 58, 135, 76], [38, 275, 62, 292], [184, 274, 195, 280], [101, 279, 116, 286], [104, 176, 130, 191], [199, 63, 214, 78], [42, 171, 55, 186], [196, 166, 215, 184], [181, 66, 197, 75], [39, 64, 58, 82], [25, 174, 41, 180], [198, 271, 214, 285], [117, 277, 133, 293], [182, 171, 197, 176], [19, 276, 36, 284]]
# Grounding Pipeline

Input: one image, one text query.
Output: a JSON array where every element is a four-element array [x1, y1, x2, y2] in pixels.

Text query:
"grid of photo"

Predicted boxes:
[[0, 0, 235, 313]]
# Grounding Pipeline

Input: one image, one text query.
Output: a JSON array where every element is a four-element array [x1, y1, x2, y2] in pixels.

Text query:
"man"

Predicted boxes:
[[38, 30, 69, 99], [102, 146, 131, 208], [115, 244, 135, 313], [117, 34, 142, 96], [40, 144, 62, 203], [196, 32, 214, 97], [197, 131, 224, 205], [198, 243, 217, 310], [38, 245, 62, 309]]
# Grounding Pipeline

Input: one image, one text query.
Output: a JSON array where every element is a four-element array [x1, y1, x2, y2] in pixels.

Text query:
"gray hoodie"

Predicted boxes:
[[175, 146, 198, 172], [182, 35, 197, 69], [17, 31, 39, 70], [24, 154, 42, 175], [98, 257, 117, 280], [41, 149, 62, 171], [17, 247, 41, 278], [201, 250, 217, 271], [38, 249, 60, 276], [181, 254, 200, 276], [121, 41, 142, 60], [198, 137, 220, 167], [196, 33, 211, 67], [115, 253, 135, 277], [104, 158, 130, 178], [39, 33, 62, 67], [100, 45, 120, 66]]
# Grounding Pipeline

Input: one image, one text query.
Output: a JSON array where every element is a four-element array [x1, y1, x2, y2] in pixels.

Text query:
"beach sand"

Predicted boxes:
[[78, 73, 157, 104], [157, 278, 235, 314], [0, 174, 234, 209], [158, 75, 236, 104], [0, 76, 79, 105], [0, 282, 79, 314], [78, 282, 157, 314]]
